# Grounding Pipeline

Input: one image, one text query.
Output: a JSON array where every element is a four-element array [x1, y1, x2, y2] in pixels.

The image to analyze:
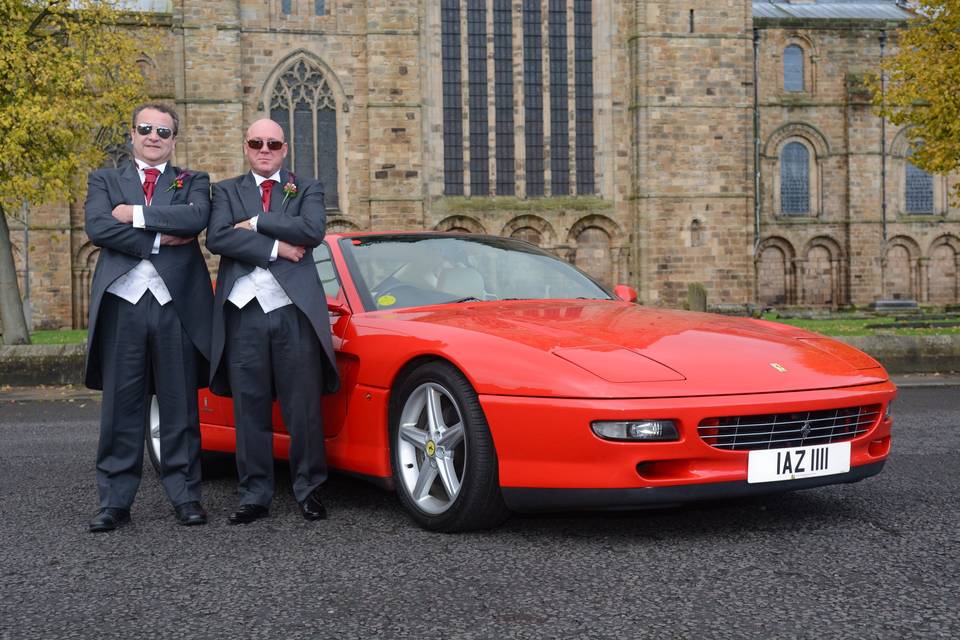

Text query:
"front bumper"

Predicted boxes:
[[480, 381, 895, 504], [502, 460, 885, 512]]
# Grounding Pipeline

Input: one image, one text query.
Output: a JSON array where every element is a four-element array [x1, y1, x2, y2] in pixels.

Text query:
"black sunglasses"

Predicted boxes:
[[135, 123, 174, 139], [247, 139, 285, 151]]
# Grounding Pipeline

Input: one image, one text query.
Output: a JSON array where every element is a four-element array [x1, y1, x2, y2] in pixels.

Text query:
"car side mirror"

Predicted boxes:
[[613, 284, 638, 303], [327, 299, 351, 316]]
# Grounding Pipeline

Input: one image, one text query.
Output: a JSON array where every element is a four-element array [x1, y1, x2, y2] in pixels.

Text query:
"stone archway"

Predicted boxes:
[[928, 236, 959, 304]]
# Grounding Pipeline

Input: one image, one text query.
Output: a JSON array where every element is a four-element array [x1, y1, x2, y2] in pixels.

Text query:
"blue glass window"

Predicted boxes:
[[493, 0, 515, 195], [468, 0, 489, 196], [549, 0, 569, 196], [783, 45, 804, 92], [780, 141, 809, 215], [574, 0, 595, 194], [523, 0, 545, 197], [441, 1, 464, 196], [905, 161, 934, 214]]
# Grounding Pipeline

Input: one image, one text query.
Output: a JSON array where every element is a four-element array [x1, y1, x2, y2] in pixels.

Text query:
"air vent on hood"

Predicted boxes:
[[552, 346, 686, 383]]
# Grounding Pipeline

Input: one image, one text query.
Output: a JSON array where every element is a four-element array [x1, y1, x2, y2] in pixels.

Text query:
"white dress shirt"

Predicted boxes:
[[106, 160, 172, 306], [227, 171, 293, 313]]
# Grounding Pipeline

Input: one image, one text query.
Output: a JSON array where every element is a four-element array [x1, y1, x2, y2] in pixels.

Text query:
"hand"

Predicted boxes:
[[234, 219, 253, 231], [160, 234, 194, 246], [277, 241, 306, 262], [111, 204, 134, 224]]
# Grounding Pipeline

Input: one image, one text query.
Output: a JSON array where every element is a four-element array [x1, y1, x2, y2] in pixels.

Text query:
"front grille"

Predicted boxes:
[[698, 405, 882, 451]]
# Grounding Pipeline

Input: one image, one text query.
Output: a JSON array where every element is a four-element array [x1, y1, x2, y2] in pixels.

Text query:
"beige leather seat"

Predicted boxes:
[[436, 266, 485, 299]]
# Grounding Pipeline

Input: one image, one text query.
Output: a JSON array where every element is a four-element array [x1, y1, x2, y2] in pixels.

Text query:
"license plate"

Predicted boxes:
[[747, 441, 850, 484]]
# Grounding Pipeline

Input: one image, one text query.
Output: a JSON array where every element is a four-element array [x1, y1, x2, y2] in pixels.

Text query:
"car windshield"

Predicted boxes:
[[341, 234, 612, 311]]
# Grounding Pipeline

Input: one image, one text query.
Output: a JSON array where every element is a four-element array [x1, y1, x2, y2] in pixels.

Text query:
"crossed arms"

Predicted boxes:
[[84, 170, 211, 258], [205, 180, 326, 268]]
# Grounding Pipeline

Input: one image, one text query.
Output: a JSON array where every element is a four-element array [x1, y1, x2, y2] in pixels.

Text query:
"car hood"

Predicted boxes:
[[364, 300, 888, 397]]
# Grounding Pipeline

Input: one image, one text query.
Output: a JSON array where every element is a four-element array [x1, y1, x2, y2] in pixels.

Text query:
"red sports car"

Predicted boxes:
[[147, 232, 896, 531]]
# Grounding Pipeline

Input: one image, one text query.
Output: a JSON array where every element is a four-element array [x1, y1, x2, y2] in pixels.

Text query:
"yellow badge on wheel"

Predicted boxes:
[[426, 440, 436, 456], [378, 294, 397, 307]]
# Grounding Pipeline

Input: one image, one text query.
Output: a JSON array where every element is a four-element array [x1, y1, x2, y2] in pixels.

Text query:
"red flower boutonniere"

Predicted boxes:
[[165, 171, 191, 192], [281, 181, 298, 205]]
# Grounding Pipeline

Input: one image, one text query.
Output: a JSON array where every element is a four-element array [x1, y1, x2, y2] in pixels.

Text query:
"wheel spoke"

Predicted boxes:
[[436, 457, 461, 499], [399, 423, 428, 450], [439, 422, 464, 449], [425, 386, 446, 435], [412, 463, 438, 500]]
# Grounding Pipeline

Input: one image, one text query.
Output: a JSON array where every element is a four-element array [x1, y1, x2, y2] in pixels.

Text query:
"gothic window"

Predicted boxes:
[[442, 1, 464, 196], [315, 0, 325, 15], [783, 45, 804, 92], [573, 0, 595, 194], [270, 59, 339, 209], [282, 0, 291, 14], [780, 141, 809, 215], [905, 159, 934, 214], [468, 0, 489, 195], [549, 0, 569, 196], [493, 0, 515, 195], [523, 0, 545, 197], [439, 0, 596, 199]]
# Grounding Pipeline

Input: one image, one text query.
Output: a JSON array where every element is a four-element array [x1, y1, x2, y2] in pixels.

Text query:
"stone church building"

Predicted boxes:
[[9, 0, 960, 331]]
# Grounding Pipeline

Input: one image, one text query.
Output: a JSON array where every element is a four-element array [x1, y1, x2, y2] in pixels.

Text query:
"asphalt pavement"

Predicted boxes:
[[0, 387, 958, 639]]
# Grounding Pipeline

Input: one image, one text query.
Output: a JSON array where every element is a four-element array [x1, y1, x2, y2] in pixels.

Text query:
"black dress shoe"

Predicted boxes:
[[300, 490, 327, 521], [228, 504, 269, 525], [174, 501, 208, 526], [88, 508, 131, 533]]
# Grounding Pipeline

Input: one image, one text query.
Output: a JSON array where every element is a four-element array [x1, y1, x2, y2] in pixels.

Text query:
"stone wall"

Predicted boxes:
[[8, 1, 960, 332]]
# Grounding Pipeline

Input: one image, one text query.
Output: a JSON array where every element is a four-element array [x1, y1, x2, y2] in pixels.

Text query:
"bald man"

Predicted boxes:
[[206, 119, 340, 524]]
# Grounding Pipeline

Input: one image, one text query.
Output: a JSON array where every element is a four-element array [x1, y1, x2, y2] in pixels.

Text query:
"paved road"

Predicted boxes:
[[0, 388, 957, 639]]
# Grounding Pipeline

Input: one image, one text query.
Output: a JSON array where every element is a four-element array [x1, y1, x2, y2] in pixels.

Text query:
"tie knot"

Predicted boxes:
[[143, 168, 161, 184]]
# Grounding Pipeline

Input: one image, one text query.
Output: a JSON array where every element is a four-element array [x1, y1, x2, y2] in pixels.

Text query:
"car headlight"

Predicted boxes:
[[884, 401, 893, 420], [591, 420, 679, 442]]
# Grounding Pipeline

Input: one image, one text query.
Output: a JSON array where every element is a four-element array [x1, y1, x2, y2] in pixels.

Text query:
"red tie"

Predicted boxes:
[[261, 179, 275, 213], [143, 168, 161, 205]]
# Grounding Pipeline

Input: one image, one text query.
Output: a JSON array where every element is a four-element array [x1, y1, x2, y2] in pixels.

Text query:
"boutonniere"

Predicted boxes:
[[281, 181, 298, 205], [165, 171, 191, 192]]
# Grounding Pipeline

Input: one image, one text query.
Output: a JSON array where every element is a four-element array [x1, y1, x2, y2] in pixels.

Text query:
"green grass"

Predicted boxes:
[[761, 313, 960, 337], [29, 329, 88, 345], [22, 316, 960, 344]]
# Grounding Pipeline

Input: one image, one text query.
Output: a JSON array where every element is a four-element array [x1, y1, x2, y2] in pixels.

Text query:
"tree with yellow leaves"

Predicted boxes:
[[877, 1, 960, 204], [0, 0, 148, 344]]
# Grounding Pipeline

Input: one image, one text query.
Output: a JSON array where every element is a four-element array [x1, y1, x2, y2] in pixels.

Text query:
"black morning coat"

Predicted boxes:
[[83, 162, 213, 390], [205, 170, 340, 397]]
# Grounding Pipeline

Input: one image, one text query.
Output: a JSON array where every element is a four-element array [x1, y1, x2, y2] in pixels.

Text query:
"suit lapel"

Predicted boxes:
[[150, 164, 176, 207], [237, 172, 263, 220], [119, 162, 145, 206]]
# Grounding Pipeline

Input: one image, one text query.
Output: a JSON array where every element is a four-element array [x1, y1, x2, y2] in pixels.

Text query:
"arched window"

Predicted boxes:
[[780, 141, 809, 215], [783, 45, 804, 92], [270, 59, 339, 209], [905, 155, 934, 214]]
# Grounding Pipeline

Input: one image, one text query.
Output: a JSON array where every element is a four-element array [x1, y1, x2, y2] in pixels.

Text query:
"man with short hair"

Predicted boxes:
[[206, 118, 339, 524], [84, 103, 213, 531]]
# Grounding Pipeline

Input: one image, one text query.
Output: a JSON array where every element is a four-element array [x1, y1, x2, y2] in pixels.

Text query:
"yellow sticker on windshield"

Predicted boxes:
[[378, 294, 397, 307]]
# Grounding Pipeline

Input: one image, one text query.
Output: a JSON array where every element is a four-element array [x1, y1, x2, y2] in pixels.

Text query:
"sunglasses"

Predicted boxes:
[[135, 123, 174, 139], [247, 139, 285, 151]]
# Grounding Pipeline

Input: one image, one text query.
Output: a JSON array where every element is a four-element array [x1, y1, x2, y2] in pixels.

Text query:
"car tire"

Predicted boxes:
[[390, 360, 510, 532]]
